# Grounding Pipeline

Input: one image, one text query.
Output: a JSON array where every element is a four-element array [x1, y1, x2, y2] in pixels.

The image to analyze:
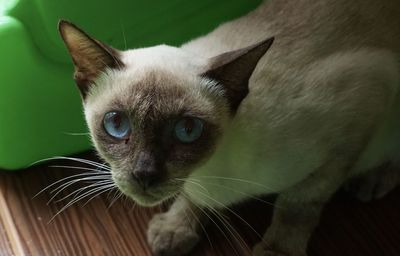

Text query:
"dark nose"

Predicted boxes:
[[131, 152, 160, 190]]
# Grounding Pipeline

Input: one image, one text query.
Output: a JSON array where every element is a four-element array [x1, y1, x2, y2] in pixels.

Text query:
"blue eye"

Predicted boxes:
[[175, 117, 204, 143], [103, 111, 131, 139]]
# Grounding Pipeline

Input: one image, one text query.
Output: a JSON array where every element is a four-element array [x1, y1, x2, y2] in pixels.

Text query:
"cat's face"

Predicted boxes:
[[59, 20, 273, 206], [84, 56, 228, 205]]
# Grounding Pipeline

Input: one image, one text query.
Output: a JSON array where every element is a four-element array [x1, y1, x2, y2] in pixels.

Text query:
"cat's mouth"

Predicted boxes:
[[128, 188, 179, 207], [112, 176, 183, 207], [132, 191, 162, 206]]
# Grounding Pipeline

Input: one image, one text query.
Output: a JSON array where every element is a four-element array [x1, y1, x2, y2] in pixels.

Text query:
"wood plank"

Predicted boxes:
[[0, 152, 399, 256], [0, 177, 25, 256], [0, 165, 154, 256]]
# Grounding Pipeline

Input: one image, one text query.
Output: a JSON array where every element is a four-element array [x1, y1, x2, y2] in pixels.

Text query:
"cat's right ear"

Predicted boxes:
[[202, 37, 274, 113], [58, 20, 124, 99]]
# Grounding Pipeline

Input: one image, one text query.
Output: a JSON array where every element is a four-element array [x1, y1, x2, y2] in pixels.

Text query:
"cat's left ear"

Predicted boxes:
[[202, 37, 274, 113], [58, 20, 124, 99]]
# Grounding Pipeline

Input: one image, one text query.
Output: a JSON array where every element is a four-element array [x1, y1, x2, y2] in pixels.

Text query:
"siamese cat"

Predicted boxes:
[[59, 0, 400, 255]]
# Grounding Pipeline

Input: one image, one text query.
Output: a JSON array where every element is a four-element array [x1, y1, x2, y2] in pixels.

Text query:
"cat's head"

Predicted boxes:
[[59, 20, 273, 206]]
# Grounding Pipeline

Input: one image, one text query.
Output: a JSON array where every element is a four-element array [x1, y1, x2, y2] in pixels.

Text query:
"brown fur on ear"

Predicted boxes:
[[58, 20, 124, 99], [203, 37, 274, 112]]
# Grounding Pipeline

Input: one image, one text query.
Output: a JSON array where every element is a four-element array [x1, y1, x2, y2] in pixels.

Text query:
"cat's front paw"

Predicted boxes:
[[147, 212, 200, 256], [344, 164, 399, 202], [252, 242, 287, 256]]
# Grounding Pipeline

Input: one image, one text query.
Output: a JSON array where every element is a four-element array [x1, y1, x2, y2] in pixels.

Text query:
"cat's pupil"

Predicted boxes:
[[113, 114, 122, 128], [103, 111, 131, 139], [174, 117, 203, 143], [184, 119, 195, 134]]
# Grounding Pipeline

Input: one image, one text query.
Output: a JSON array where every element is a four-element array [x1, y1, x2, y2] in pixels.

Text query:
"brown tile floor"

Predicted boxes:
[[0, 152, 399, 256]]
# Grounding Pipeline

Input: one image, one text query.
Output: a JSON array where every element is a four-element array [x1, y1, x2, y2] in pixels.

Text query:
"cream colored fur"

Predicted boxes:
[[73, 0, 400, 255]]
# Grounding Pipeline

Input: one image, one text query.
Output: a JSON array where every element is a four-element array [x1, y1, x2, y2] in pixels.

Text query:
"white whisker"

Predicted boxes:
[[49, 175, 112, 199], [128, 196, 137, 214], [193, 189, 268, 249], [193, 175, 276, 193], [50, 165, 109, 173], [190, 190, 250, 255], [49, 186, 114, 223], [33, 172, 110, 198], [83, 186, 117, 206], [174, 178, 210, 194], [179, 193, 214, 251], [30, 156, 110, 171], [51, 180, 114, 204], [192, 179, 277, 208], [182, 191, 242, 256], [119, 19, 127, 50], [108, 190, 123, 209], [62, 132, 90, 136]]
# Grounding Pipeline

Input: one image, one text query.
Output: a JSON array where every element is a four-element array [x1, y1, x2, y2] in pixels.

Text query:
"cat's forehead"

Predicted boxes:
[[92, 65, 197, 100], [114, 69, 200, 118], [123, 45, 206, 72], [87, 45, 206, 102]]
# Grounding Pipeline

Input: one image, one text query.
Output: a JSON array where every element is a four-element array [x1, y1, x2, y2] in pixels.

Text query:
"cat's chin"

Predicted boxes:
[[130, 193, 164, 207], [113, 176, 184, 207], [117, 186, 176, 207]]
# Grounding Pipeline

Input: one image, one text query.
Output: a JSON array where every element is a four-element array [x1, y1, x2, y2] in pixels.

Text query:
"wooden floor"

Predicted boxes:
[[0, 152, 399, 256]]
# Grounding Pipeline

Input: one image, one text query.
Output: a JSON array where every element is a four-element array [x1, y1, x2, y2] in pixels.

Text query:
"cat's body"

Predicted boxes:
[[59, 0, 400, 255], [183, 0, 400, 58], [179, 0, 400, 207]]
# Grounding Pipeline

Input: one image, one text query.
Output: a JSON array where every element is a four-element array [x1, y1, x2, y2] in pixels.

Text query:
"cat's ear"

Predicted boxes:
[[58, 20, 124, 99], [202, 37, 274, 113]]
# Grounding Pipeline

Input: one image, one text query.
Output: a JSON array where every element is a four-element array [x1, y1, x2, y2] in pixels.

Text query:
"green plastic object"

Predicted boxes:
[[0, 0, 261, 170]]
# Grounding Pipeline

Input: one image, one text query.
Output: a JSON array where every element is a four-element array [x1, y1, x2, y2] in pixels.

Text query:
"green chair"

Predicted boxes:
[[0, 0, 261, 170]]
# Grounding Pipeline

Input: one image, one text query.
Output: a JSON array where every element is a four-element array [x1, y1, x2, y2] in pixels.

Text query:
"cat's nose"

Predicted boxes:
[[131, 152, 160, 190], [131, 169, 157, 190]]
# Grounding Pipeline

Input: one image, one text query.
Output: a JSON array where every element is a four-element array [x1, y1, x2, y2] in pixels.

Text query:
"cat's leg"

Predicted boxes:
[[147, 196, 206, 256], [256, 161, 400, 256], [253, 157, 354, 256], [345, 162, 400, 202], [253, 49, 399, 256]]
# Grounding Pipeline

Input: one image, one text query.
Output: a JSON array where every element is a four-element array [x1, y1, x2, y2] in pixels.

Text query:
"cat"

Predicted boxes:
[[58, 0, 400, 255]]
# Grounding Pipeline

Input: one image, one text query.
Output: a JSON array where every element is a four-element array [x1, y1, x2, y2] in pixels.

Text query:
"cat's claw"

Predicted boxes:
[[147, 212, 200, 256]]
